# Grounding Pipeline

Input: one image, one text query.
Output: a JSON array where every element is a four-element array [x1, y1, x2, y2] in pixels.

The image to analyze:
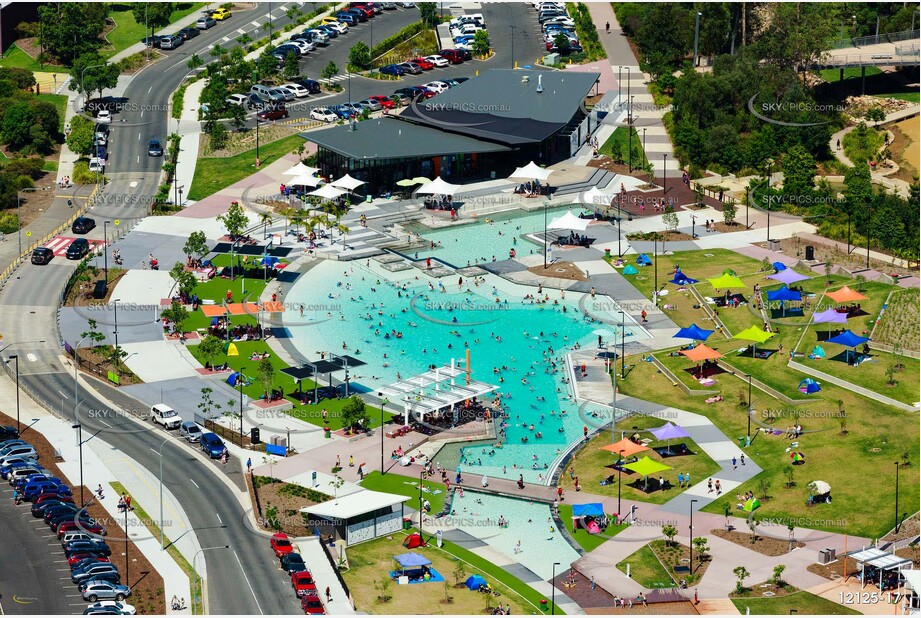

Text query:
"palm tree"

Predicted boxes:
[[280, 207, 296, 235], [258, 212, 273, 242], [336, 223, 350, 249]]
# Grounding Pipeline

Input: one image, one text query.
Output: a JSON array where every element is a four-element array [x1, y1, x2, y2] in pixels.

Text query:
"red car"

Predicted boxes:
[[411, 57, 434, 70], [292, 571, 318, 597], [257, 107, 289, 121], [437, 49, 464, 64], [34, 493, 75, 506], [58, 519, 107, 538], [271, 532, 294, 557], [67, 552, 110, 567], [420, 88, 437, 99], [301, 595, 325, 615], [368, 95, 395, 109], [350, 4, 374, 18]]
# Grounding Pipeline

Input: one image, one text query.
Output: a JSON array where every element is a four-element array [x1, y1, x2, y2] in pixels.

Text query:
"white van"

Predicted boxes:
[[150, 404, 182, 430]]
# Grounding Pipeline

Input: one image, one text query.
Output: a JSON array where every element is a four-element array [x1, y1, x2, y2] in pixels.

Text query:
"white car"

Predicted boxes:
[[310, 107, 338, 123], [95, 110, 112, 124], [283, 83, 311, 98], [454, 40, 475, 52], [424, 54, 449, 67], [226, 93, 248, 106], [450, 23, 482, 37], [424, 81, 449, 94], [306, 28, 329, 44], [88, 157, 106, 172], [285, 39, 315, 54], [543, 16, 575, 28], [324, 20, 348, 34], [86, 601, 136, 615]]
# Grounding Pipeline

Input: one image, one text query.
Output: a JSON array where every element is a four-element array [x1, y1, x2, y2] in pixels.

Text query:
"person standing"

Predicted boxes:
[[325, 586, 332, 602], [605, 21, 610, 33], [349, 455, 354, 467], [557, 485, 564, 501], [715, 479, 722, 495], [740, 454, 745, 466], [246, 458, 252, 474], [707, 478, 713, 493], [731, 456, 737, 470], [685, 472, 691, 487]]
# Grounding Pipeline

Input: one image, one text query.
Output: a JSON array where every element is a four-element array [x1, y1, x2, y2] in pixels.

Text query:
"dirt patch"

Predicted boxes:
[[0, 410, 166, 614], [77, 346, 143, 386], [896, 546, 920, 567], [712, 222, 746, 234], [776, 236, 916, 277], [807, 555, 859, 581], [730, 581, 798, 598], [710, 529, 805, 557], [627, 230, 695, 242], [889, 116, 919, 184], [527, 261, 588, 281], [1, 170, 62, 228], [883, 512, 920, 543], [201, 123, 301, 157]]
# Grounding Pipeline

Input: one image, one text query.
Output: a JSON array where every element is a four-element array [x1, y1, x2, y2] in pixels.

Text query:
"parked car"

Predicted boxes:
[[397, 62, 422, 75], [58, 519, 106, 538], [411, 57, 434, 70], [31, 499, 72, 517], [306, 28, 330, 44], [69, 553, 110, 567], [210, 7, 231, 20], [85, 602, 135, 616], [280, 552, 307, 574], [150, 404, 182, 430], [1, 456, 38, 477], [199, 433, 227, 458], [30, 247, 53, 265], [336, 12, 358, 26], [0, 426, 18, 440], [81, 581, 130, 602], [423, 81, 449, 94], [379, 64, 405, 76], [257, 107, 290, 121], [393, 86, 426, 100], [226, 94, 248, 107], [297, 79, 322, 94], [65, 540, 112, 558], [1, 445, 37, 461], [423, 54, 449, 67], [310, 107, 338, 123], [316, 25, 340, 38], [159, 34, 183, 50], [272, 86, 296, 102], [247, 93, 268, 110], [270, 532, 294, 557], [344, 8, 367, 22], [177, 27, 200, 40], [72, 564, 120, 585], [368, 95, 395, 109], [349, 5, 373, 19], [195, 16, 216, 29], [179, 421, 203, 443], [300, 595, 325, 615], [285, 39, 315, 54], [140, 35, 164, 48], [96, 110, 112, 124], [72, 557, 111, 572], [320, 16, 348, 32], [275, 44, 302, 58], [357, 98, 383, 113], [73, 217, 96, 234], [292, 571, 318, 597]]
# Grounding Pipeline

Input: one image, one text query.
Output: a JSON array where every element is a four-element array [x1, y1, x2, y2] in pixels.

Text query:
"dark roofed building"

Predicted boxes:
[[302, 69, 600, 197]]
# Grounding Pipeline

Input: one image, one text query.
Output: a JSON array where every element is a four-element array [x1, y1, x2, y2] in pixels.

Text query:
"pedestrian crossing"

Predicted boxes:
[[44, 236, 105, 257]]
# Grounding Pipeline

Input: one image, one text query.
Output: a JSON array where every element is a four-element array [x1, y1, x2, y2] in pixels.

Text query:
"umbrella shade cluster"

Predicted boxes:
[[581, 186, 613, 207], [417, 177, 460, 196], [733, 325, 776, 357], [813, 308, 848, 325], [680, 344, 723, 362], [624, 456, 672, 489]]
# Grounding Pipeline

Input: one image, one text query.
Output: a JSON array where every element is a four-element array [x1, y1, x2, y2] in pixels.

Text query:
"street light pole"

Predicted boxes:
[[9, 355, 19, 431], [691, 215, 697, 239], [662, 154, 668, 194], [551, 562, 561, 614], [239, 366, 246, 448], [418, 465, 424, 529], [653, 233, 658, 306], [380, 397, 389, 476], [103, 220, 109, 275], [113, 298, 120, 373], [894, 461, 900, 533], [617, 448, 624, 517], [619, 311, 626, 379], [124, 503, 129, 587], [193, 545, 230, 612], [693, 12, 702, 67]]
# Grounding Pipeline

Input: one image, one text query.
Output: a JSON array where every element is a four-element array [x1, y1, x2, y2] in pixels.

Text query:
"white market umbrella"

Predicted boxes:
[[416, 177, 460, 196], [309, 184, 347, 200], [581, 186, 613, 207], [330, 174, 365, 191], [288, 173, 322, 187], [282, 162, 320, 177], [509, 161, 553, 181], [548, 210, 590, 232], [808, 480, 831, 495]]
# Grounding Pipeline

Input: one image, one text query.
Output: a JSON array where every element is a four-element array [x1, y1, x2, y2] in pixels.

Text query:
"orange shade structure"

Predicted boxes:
[[679, 345, 724, 362], [600, 438, 650, 457], [199, 302, 262, 317], [826, 286, 868, 303]]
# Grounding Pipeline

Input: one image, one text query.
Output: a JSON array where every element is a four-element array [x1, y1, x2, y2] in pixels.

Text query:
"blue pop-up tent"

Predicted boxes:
[[772, 261, 787, 272], [466, 575, 488, 590], [670, 271, 699, 285], [623, 264, 639, 275], [394, 553, 432, 568], [636, 253, 652, 266], [260, 256, 280, 268], [226, 372, 246, 386], [799, 378, 821, 394], [572, 503, 605, 517]]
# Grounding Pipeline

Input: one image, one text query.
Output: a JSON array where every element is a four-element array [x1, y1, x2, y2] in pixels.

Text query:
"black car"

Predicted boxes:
[[247, 93, 268, 110], [64, 540, 111, 558], [344, 8, 368, 22], [72, 217, 96, 234], [43, 504, 80, 524], [94, 145, 108, 160], [280, 552, 308, 574], [177, 27, 200, 40], [394, 86, 426, 100], [297, 79, 322, 94], [148, 139, 163, 157], [31, 499, 72, 517], [0, 426, 17, 440], [31, 247, 54, 265], [141, 35, 164, 48], [66, 238, 91, 260], [275, 44, 302, 58]]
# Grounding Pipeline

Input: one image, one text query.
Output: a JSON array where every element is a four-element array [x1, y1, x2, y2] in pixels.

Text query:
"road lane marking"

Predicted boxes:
[[233, 549, 264, 615], [189, 478, 199, 489], [215, 513, 222, 524]]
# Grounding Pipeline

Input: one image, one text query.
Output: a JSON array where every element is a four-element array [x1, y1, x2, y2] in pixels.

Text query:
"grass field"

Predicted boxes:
[[557, 503, 627, 552], [615, 544, 675, 588], [102, 4, 206, 60], [359, 471, 449, 515], [0, 45, 69, 73], [570, 426, 721, 506], [730, 590, 860, 615], [188, 134, 306, 201], [599, 126, 649, 171]]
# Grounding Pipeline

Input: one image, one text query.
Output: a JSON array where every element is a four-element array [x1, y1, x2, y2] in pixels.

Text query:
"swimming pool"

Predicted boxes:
[[407, 206, 575, 268], [444, 491, 580, 581]]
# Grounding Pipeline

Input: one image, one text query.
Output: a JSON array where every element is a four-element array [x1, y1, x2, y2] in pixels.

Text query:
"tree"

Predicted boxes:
[[771, 564, 786, 587], [885, 364, 898, 386], [349, 42, 371, 71], [321, 61, 339, 81], [865, 107, 886, 126], [66, 114, 95, 156], [473, 29, 490, 57], [209, 120, 228, 151], [341, 395, 370, 432], [169, 261, 198, 298], [636, 4, 694, 78], [661, 524, 678, 546], [131, 3, 175, 30], [257, 357, 276, 399], [107, 345, 128, 372], [452, 560, 466, 585], [187, 54, 204, 71], [256, 52, 278, 79], [183, 231, 209, 260], [259, 211, 273, 242], [692, 537, 709, 564], [199, 386, 216, 419], [418, 2, 438, 27], [374, 576, 392, 603], [36, 3, 108, 64], [781, 144, 816, 203], [733, 566, 750, 594], [161, 300, 190, 335], [283, 51, 300, 79], [81, 318, 106, 346], [723, 201, 738, 226], [70, 52, 119, 99], [218, 202, 249, 239], [553, 32, 571, 55], [757, 477, 772, 500], [757, 3, 838, 79], [198, 335, 226, 370], [662, 205, 679, 231], [228, 103, 248, 132]]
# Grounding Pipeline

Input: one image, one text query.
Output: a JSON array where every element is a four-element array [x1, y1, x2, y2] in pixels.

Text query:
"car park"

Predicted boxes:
[[436, 49, 464, 63], [81, 581, 130, 602], [320, 17, 348, 33], [309, 107, 338, 123], [379, 64, 405, 76], [270, 532, 294, 557], [393, 86, 426, 100], [199, 433, 227, 458], [211, 7, 231, 20], [292, 571, 318, 596], [0, 426, 18, 440], [72, 563, 120, 584], [286, 39, 315, 54], [179, 421, 203, 442], [177, 27, 200, 40], [195, 16, 216, 29], [398, 62, 422, 75], [301, 595, 325, 615]]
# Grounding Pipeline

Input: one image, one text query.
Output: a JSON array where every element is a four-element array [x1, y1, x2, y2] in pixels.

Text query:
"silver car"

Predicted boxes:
[[179, 421, 203, 443], [81, 581, 131, 602], [358, 98, 383, 112]]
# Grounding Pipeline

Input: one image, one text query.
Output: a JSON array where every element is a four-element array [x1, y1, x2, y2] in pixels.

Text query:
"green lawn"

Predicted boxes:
[[615, 544, 675, 588], [816, 66, 920, 103], [102, 4, 206, 59], [557, 503, 627, 552], [818, 66, 882, 82], [730, 591, 860, 615], [188, 134, 306, 201], [36, 93, 68, 132], [359, 471, 449, 514], [571, 425, 721, 506], [0, 45, 69, 73], [599, 126, 649, 171]]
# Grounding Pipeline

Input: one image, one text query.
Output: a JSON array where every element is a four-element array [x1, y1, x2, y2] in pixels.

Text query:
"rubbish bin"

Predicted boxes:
[[738, 436, 747, 448], [605, 248, 611, 258], [403, 517, 412, 530], [324, 427, 331, 438], [540, 599, 548, 611], [805, 245, 815, 261]]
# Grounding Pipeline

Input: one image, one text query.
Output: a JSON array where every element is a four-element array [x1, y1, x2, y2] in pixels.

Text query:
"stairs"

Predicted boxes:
[[553, 168, 617, 198]]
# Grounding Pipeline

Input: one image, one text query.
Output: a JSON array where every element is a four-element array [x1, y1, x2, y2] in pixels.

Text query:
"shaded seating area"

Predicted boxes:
[[826, 330, 872, 365], [648, 422, 693, 457], [571, 503, 610, 534], [766, 285, 805, 317], [848, 548, 913, 591], [713, 292, 747, 308], [733, 325, 776, 358], [623, 456, 672, 492], [679, 344, 724, 381], [390, 553, 443, 584]]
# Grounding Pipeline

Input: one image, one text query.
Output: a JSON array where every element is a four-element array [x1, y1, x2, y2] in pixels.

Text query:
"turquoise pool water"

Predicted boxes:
[[408, 206, 574, 267], [444, 491, 580, 580]]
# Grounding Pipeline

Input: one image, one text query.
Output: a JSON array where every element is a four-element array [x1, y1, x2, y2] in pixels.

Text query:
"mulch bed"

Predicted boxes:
[[627, 230, 695, 242], [883, 512, 919, 543], [730, 581, 799, 598], [807, 555, 859, 581], [527, 261, 588, 281], [248, 476, 330, 537], [76, 347, 143, 386], [711, 529, 805, 557], [650, 541, 712, 586], [0, 411, 165, 615]]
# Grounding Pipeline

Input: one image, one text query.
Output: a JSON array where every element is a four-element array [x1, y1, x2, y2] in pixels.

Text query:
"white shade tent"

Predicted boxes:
[[282, 162, 320, 177], [416, 177, 460, 196], [548, 211, 590, 231], [330, 174, 365, 191], [309, 184, 347, 200], [581, 186, 614, 207], [288, 173, 323, 187], [509, 161, 553, 181]]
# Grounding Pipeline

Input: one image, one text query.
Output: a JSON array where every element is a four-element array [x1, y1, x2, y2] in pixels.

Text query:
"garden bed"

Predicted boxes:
[[711, 529, 804, 556], [249, 475, 331, 535]]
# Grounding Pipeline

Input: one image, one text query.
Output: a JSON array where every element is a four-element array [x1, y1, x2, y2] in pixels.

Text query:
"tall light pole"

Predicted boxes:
[[145, 3, 149, 62], [103, 220, 109, 276], [551, 562, 561, 614], [158, 437, 169, 549], [693, 12, 702, 67], [418, 464, 424, 529], [745, 373, 752, 442], [617, 448, 625, 518], [619, 311, 626, 379], [238, 365, 246, 447], [112, 298, 121, 374], [662, 154, 668, 194], [691, 214, 697, 239], [9, 355, 19, 431], [765, 158, 774, 242], [653, 232, 658, 306], [379, 396, 389, 476], [894, 461, 901, 533], [72, 423, 102, 508], [689, 498, 699, 571]]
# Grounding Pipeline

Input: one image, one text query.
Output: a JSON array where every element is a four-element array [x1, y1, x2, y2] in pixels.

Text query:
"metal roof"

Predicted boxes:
[[303, 117, 511, 159], [301, 489, 408, 520]]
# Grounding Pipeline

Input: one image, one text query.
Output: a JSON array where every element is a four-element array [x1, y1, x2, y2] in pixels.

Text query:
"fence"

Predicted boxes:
[[829, 28, 921, 49]]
